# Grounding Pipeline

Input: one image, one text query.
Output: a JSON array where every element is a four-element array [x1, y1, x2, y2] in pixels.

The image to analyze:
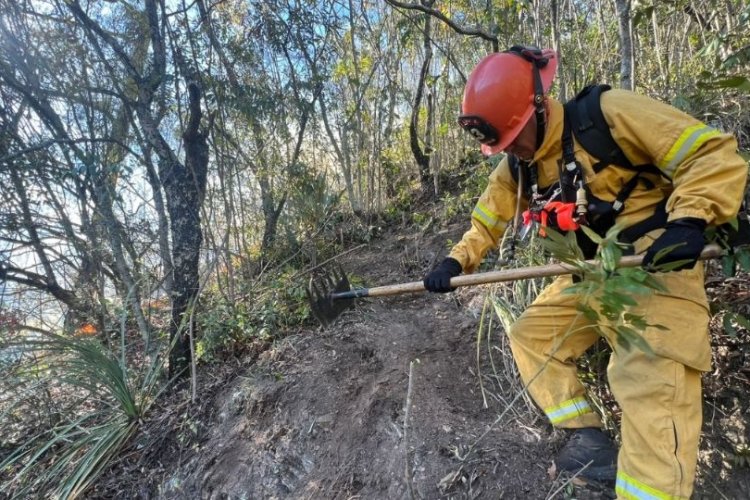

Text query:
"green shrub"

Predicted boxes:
[[196, 269, 312, 362]]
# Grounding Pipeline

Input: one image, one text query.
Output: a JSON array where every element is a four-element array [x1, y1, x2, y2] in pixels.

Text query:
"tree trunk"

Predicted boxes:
[[410, 0, 434, 193], [550, 0, 566, 99], [615, 0, 635, 90], [259, 179, 287, 261], [165, 77, 209, 378]]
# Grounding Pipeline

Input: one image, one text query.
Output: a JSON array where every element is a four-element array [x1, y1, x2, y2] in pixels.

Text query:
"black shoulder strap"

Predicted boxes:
[[564, 84, 636, 173]]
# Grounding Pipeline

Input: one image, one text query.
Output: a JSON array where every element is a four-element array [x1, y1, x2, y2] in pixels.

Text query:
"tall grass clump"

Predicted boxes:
[[0, 332, 168, 499]]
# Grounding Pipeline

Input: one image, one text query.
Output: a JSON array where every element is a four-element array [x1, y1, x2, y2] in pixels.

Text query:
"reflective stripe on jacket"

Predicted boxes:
[[449, 91, 748, 273]]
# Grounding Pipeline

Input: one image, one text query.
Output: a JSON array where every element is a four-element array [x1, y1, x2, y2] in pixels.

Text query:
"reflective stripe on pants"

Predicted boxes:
[[508, 262, 709, 497]]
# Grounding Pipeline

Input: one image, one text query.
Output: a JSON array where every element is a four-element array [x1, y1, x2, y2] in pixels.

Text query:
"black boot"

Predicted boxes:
[[555, 428, 617, 484]]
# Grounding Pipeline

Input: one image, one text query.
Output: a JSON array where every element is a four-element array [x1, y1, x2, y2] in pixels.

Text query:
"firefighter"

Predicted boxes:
[[424, 46, 748, 498]]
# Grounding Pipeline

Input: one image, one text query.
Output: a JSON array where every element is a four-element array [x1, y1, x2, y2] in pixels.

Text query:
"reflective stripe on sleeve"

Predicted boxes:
[[616, 471, 681, 499], [659, 124, 721, 178], [472, 201, 506, 232], [544, 397, 592, 425]]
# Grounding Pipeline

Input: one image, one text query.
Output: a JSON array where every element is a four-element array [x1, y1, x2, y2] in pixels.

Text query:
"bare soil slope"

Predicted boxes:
[[100, 224, 750, 499], [157, 225, 561, 499]]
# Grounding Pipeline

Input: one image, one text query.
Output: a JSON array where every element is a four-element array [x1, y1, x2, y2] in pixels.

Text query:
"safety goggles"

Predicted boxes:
[[457, 115, 499, 146]]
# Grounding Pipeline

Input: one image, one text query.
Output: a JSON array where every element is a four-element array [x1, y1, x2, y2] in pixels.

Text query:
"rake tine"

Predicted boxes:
[[330, 267, 348, 288], [306, 277, 318, 302], [335, 264, 351, 291], [306, 280, 321, 309], [312, 280, 327, 301], [334, 263, 347, 282], [306, 264, 356, 327], [322, 274, 333, 293], [307, 279, 331, 326]]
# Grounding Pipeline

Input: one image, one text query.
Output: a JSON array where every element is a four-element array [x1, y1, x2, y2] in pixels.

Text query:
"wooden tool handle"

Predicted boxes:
[[356, 243, 724, 299]]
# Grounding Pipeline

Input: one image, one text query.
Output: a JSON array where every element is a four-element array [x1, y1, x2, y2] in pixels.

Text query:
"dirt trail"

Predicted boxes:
[[151, 225, 750, 499], [155, 227, 561, 499]]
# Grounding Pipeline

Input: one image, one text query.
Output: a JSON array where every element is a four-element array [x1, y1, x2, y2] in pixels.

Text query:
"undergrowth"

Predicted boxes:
[[0, 334, 168, 499], [196, 268, 312, 362]]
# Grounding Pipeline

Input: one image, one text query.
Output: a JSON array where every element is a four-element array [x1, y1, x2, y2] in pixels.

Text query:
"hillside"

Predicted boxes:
[[89, 221, 750, 499]]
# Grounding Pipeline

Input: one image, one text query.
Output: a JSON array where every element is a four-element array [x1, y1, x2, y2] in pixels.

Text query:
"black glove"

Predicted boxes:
[[642, 217, 706, 272], [423, 257, 462, 293]]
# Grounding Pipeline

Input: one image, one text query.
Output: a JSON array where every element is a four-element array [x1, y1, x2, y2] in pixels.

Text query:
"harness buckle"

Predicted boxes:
[[522, 195, 582, 239]]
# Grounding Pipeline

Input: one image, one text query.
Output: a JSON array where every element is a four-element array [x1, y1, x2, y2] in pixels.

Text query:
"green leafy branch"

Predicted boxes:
[[539, 225, 669, 354]]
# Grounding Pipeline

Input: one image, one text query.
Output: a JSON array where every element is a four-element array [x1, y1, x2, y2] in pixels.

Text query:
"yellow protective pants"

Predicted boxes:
[[508, 260, 710, 499]]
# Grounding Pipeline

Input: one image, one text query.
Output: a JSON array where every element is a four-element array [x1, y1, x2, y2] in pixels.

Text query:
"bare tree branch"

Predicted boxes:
[[0, 138, 140, 164], [384, 0, 499, 52], [0, 262, 81, 310]]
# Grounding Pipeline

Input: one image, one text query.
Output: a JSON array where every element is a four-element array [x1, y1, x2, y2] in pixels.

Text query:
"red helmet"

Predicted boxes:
[[459, 46, 558, 155]]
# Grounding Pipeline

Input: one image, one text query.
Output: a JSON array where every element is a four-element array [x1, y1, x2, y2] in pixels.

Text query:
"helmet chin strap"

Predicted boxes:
[[504, 46, 549, 151], [534, 100, 547, 150], [530, 66, 547, 150]]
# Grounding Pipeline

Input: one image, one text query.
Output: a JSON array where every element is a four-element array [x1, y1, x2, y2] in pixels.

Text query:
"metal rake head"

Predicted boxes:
[[306, 264, 355, 327]]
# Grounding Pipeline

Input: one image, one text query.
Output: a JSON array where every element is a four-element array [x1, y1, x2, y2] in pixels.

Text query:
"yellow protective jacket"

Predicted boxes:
[[449, 90, 748, 274]]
